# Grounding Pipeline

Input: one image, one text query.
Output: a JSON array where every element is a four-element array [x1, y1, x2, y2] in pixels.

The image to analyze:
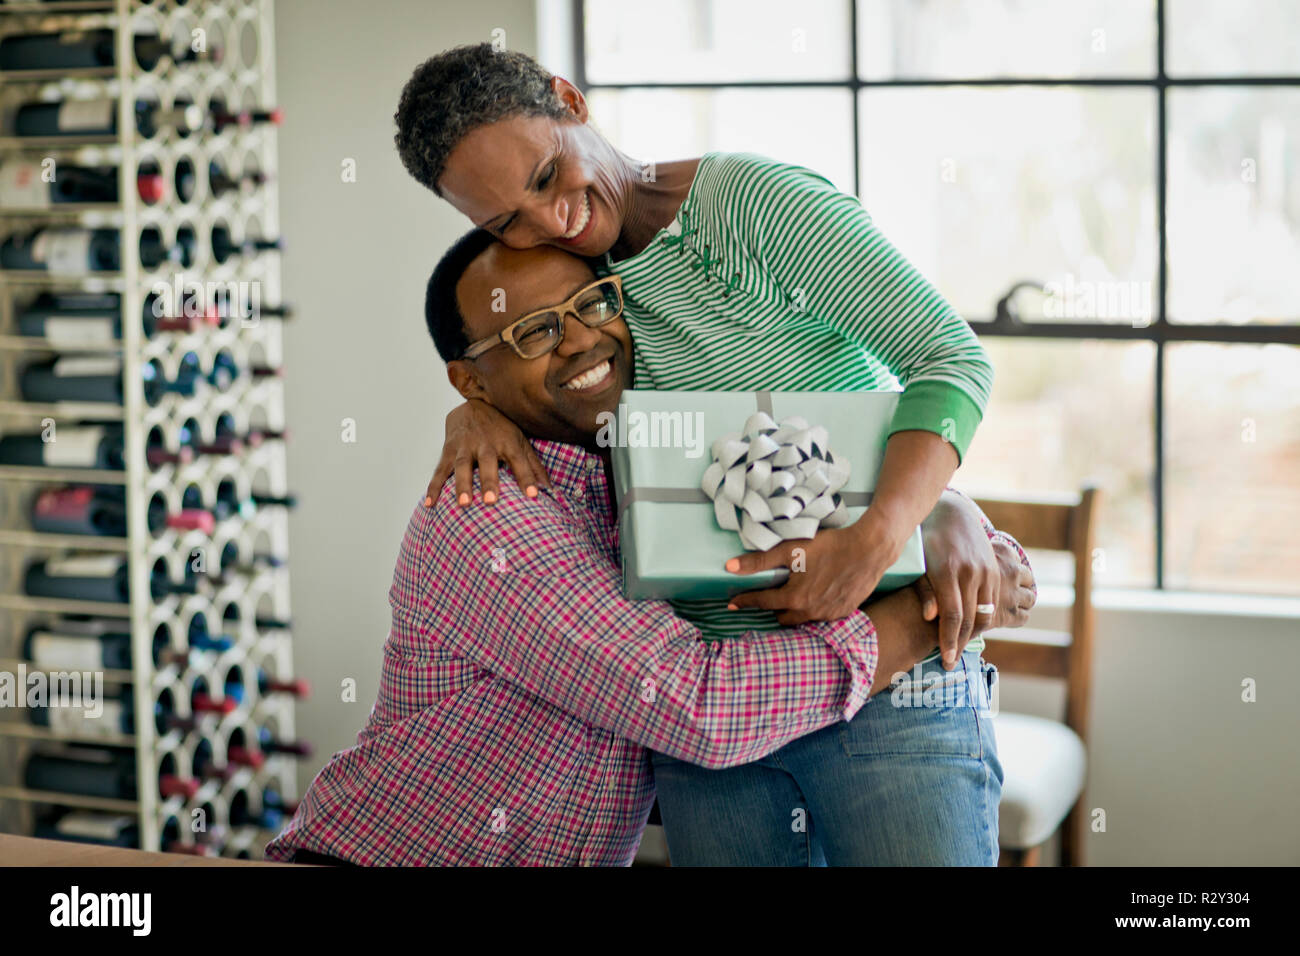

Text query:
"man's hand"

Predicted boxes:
[[725, 510, 911, 626], [426, 399, 551, 508], [987, 536, 1036, 629], [911, 491, 1001, 670]]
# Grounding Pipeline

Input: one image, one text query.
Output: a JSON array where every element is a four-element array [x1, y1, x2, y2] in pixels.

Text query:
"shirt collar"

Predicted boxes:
[[528, 438, 607, 499]]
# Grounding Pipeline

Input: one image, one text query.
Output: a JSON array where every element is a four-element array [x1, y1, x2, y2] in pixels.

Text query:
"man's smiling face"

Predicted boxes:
[[449, 243, 633, 448]]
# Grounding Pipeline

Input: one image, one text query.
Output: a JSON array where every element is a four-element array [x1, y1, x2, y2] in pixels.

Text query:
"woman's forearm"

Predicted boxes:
[[852, 428, 960, 558]]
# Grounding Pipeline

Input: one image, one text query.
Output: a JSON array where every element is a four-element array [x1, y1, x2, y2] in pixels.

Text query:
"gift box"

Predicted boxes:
[[610, 389, 926, 601]]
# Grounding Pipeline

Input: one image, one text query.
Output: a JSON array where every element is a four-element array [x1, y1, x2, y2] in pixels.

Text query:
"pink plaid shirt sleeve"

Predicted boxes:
[[388, 482, 880, 770]]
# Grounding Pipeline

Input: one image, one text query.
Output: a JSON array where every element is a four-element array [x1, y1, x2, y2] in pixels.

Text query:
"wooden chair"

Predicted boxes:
[[973, 486, 1100, 867]]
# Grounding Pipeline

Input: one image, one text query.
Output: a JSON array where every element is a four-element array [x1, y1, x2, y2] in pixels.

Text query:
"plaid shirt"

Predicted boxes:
[[265, 439, 892, 866]]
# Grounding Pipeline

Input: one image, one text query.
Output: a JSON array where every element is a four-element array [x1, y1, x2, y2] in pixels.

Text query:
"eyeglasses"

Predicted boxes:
[[461, 275, 624, 360]]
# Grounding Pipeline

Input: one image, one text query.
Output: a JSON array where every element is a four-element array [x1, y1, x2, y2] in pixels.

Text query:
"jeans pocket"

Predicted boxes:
[[842, 653, 986, 758]]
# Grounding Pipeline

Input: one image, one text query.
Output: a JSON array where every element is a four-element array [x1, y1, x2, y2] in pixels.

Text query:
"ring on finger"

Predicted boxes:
[[976, 603, 996, 616]]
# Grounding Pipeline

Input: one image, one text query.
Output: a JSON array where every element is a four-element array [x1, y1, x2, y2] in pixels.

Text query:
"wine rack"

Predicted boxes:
[[0, 0, 302, 860]]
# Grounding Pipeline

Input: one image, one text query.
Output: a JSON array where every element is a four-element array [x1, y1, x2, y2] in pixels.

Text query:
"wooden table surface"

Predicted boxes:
[[0, 833, 297, 867]]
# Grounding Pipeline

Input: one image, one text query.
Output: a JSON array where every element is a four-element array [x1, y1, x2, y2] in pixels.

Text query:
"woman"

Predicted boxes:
[[392, 44, 1030, 865]]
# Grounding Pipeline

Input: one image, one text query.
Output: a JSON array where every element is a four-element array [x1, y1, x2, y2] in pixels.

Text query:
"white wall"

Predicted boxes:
[[273, 0, 539, 789], [1000, 589, 1300, 866]]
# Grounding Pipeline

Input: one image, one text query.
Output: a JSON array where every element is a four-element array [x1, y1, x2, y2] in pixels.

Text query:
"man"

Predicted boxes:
[[264, 231, 1035, 866]]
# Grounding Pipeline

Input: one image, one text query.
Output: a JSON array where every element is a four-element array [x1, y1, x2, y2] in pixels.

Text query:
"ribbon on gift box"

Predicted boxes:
[[617, 390, 874, 551], [700, 410, 853, 550]]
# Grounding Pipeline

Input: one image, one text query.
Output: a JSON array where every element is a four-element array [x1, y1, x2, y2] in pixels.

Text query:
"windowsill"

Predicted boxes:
[[1032, 584, 1300, 620]]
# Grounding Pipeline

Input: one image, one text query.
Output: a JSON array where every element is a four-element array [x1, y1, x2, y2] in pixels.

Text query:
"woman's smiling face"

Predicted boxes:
[[436, 80, 628, 258]]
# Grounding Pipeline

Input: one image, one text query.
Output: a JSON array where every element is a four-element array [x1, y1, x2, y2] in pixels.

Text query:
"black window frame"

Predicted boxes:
[[571, 0, 1300, 591]]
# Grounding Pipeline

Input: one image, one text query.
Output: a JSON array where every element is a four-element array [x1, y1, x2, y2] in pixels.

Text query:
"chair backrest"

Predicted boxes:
[[973, 486, 1100, 744]]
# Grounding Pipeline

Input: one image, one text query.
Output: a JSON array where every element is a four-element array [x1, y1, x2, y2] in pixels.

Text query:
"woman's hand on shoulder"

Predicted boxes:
[[425, 399, 550, 508]]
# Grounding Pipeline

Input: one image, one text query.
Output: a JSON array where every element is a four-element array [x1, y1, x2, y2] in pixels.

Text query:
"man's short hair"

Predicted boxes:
[[394, 43, 570, 194], [425, 228, 497, 364]]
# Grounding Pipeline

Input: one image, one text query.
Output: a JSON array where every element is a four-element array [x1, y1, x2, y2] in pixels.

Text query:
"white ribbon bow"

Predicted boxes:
[[700, 411, 853, 551]]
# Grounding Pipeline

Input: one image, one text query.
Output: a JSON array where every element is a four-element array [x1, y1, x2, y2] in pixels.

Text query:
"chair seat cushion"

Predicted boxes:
[[992, 712, 1087, 849]]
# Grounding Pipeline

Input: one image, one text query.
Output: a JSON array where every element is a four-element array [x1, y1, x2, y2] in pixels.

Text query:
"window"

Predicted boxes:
[[571, 0, 1300, 595]]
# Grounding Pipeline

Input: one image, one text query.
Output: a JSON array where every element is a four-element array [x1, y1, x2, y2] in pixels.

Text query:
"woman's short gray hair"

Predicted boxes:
[[394, 43, 571, 194]]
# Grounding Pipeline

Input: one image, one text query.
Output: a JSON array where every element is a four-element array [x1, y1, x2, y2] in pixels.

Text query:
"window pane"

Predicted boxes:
[[1166, 0, 1300, 77], [1168, 88, 1300, 325], [859, 87, 1157, 323], [1166, 344, 1300, 595], [587, 88, 855, 195], [960, 339, 1156, 589], [584, 0, 850, 83], [857, 0, 1155, 79]]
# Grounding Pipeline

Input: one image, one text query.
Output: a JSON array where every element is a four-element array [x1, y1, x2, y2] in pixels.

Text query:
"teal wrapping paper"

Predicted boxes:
[[610, 389, 926, 601]]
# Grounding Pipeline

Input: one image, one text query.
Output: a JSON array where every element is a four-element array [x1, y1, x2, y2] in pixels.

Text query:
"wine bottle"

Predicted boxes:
[[34, 811, 215, 854], [210, 224, 282, 262], [14, 292, 212, 344], [228, 788, 281, 830], [28, 686, 198, 738], [251, 492, 297, 509], [13, 98, 204, 139], [24, 620, 187, 671], [260, 787, 300, 817], [194, 435, 245, 456], [209, 490, 298, 524], [208, 160, 268, 198], [0, 424, 191, 471], [20, 355, 125, 403], [250, 363, 284, 381], [257, 669, 310, 698], [210, 106, 284, 132], [0, 159, 165, 207], [190, 677, 238, 716], [257, 727, 312, 757], [192, 739, 233, 783], [214, 551, 285, 583], [0, 29, 221, 72], [24, 750, 199, 801], [185, 615, 234, 655], [31, 485, 127, 536], [209, 350, 238, 392], [25, 554, 205, 604], [19, 355, 201, 406], [30, 486, 215, 538], [28, 688, 134, 738], [39, 813, 206, 854], [16, 292, 120, 344], [247, 428, 290, 445], [224, 745, 268, 770], [215, 299, 293, 328], [24, 554, 132, 604], [0, 227, 181, 273], [35, 810, 140, 847], [0, 424, 125, 471]]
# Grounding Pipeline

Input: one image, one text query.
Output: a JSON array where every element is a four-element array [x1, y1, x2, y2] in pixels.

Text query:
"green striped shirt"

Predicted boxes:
[[600, 152, 993, 660]]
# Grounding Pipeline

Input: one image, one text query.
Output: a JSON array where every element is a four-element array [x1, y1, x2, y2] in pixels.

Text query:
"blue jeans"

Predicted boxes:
[[650, 651, 1003, 866]]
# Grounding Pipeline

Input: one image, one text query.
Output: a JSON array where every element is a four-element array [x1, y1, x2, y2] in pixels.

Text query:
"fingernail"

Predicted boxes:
[[726, 603, 738, 611], [484, 491, 497, 504], [725, 558, 740, 572], [525, 486, 538, 498], [423, 496, 433, 508], [458, 493, 470, 506]]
